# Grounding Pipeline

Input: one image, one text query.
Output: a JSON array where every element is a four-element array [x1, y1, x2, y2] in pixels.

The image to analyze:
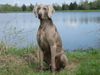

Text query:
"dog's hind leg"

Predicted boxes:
[[60, 54, 68, 68]]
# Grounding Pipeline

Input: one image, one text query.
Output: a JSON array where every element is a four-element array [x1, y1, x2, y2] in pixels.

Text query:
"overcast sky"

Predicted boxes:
[[0, 0, 94, 6]]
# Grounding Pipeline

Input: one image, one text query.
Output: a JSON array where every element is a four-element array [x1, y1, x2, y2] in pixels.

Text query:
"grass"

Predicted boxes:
[[0, 43, 100, 75]]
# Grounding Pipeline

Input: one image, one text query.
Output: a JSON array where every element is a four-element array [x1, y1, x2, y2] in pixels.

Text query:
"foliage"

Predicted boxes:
[[22, 4, 26, 11], [0, 0, 100, 12], [0, 4, 34, 12], [69, 2, 77, 10], [53, 4, 62, 10], [62, 3, 69, 10]]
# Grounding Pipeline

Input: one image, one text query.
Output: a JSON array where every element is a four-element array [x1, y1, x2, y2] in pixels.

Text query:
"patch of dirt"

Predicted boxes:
[[67, 62, 78, 71], [0, 55, 26, 69]]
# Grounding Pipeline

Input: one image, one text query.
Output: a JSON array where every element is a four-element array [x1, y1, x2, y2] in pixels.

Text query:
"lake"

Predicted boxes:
[[0, 12, 100, 50]]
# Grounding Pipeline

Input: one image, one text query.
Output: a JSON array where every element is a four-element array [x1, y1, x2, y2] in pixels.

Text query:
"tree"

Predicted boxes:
[[62, 3, 69, 10], [69, 2, 77, 10], [22, 4, 26, 11], [73, 2, 78, 10], [95, 0, 100, 9], [29, 4, 34, 11], [88, 2, 96, 9], [53, 3, 62, 10], [78, 0, 90, 10]]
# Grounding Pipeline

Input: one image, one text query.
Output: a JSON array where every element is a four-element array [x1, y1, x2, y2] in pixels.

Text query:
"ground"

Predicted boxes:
[[0, 44, 100, 75]]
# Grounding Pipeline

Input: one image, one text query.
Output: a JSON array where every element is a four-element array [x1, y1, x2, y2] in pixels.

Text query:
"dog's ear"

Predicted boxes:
[[33, 5, 38, 17], [47, 5, 55, 18]]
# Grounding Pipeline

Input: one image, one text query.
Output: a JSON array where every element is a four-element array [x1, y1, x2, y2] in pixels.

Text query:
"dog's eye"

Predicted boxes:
[[43, 8, 47, 10], [38, 7, 40, 10]]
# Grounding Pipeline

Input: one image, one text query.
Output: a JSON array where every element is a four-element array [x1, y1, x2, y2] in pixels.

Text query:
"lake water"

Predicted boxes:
[[0, 12, 100, 50]]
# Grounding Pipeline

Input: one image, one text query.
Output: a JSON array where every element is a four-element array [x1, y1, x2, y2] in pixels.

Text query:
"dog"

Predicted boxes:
[[33, 4, 68, 72]]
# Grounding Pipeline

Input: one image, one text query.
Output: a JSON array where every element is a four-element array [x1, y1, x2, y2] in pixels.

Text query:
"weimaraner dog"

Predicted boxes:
[[33, 4, 68, 72]]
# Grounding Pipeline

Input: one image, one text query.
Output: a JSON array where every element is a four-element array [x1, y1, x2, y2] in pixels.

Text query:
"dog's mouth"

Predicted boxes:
[[38, 14, 42, 19], [38, 14, 48, 19]]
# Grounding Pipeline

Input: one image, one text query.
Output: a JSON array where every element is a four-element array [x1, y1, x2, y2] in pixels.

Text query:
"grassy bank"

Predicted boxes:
[[0, 43, 100, 75]]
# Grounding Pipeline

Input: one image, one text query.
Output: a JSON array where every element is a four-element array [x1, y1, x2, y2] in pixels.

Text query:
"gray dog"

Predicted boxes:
[[33, 4, 68, 72]]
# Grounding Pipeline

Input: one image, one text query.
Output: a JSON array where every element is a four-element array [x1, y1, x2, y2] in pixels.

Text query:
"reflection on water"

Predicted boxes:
[[66, 16, 100, 24], [0, 12, 100, 50]]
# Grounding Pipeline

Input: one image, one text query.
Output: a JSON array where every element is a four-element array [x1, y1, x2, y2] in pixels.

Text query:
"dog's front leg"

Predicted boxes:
[[51, 45, 56, 72], [39, 50, 44, 71]]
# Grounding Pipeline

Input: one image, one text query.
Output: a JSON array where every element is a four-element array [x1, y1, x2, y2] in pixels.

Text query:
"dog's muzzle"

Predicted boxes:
[[38, 13, 42, 19]]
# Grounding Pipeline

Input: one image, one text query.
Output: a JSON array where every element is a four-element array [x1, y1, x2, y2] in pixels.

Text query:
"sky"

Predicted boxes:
[[0, 0, 94, 6]]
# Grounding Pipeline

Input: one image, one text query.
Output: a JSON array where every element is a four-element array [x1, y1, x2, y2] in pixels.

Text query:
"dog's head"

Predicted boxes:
[[33, 4, 55, 19]]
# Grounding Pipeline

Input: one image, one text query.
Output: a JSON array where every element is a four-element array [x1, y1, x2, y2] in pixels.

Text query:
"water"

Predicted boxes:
[[0, 12, 100, 50]]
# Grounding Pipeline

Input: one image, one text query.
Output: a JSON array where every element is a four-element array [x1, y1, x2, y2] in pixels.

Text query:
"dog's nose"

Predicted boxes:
[[38, 13, 42, 17]]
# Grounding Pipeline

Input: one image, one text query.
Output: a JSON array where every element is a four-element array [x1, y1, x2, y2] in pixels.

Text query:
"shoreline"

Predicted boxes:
[[0, 10, 100, 13], [57, 10, 100, 12]]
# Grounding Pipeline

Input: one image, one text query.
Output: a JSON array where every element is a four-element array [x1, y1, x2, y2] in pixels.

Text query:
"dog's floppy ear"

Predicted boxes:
[[47, 5, 55, 18], [33, 5, 38, 17]]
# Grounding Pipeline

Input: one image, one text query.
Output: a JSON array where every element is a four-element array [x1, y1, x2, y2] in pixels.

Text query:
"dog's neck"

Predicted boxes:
[[40, 18, 53, 25]]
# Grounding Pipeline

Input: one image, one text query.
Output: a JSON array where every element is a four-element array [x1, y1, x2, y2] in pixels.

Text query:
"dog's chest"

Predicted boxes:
[[37, 27, 49, 49], [37, 27, 46, 40]]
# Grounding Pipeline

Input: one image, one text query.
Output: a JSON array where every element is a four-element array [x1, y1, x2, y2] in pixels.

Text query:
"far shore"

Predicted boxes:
[[0, 10, 100, 13], [57, 10, 100, 12]]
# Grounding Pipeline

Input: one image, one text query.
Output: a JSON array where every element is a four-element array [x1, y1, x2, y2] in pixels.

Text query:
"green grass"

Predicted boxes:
[[0, 43, 100, 75]]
